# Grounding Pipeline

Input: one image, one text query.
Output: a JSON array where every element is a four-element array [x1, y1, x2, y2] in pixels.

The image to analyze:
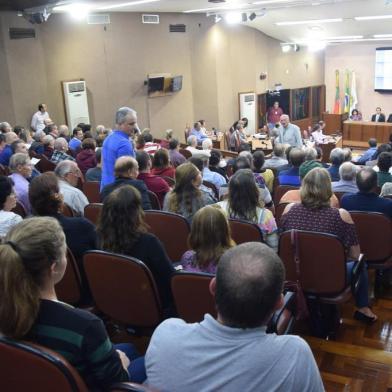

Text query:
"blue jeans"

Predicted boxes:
[[114, 343, 146, 383], [346, 261, 369, 308]]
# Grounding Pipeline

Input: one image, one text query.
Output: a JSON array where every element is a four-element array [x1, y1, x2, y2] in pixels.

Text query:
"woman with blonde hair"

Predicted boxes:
[[180, 205, 235, 274], [281, 167, 377, 323], [163, 162, 214, 223], [0, 217, 145, 389]]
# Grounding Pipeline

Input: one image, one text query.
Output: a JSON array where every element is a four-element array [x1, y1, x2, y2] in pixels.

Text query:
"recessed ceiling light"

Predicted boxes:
[[276, 18, 343, 26], [354, 15, 392, 21], [98, 0, 160, 11]]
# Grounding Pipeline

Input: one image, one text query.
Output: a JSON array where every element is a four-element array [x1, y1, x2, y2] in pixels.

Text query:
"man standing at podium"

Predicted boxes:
[[276, 114, 302, 148]]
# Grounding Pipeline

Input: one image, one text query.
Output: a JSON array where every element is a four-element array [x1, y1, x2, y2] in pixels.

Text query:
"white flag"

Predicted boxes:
[[349, 71, 358, 115]]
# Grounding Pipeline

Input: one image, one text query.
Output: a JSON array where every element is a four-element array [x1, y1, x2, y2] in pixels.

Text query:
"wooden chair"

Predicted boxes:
[[171, 271, 295, 335], [84, 251, 163, 330], [62, 203, 75, 217], [274, 202, 290, 228], [179, 149, 192, 159], [144, 211, 190, 262], [84, 203, 103, 226], [55, 247, 83, 306], [147, 190, 161, 210], [273, 185, 299, 206], [350, 211, 392, 293], [35, 155, 56, 173], [278, 230, 363, 303], [229, 218, 264, 244], [171, 272, 216, 323], [82, 181, 100, 203], [0, 163, 9, 176], [0, 337, 156, 392], [11, 201, 27, 218]]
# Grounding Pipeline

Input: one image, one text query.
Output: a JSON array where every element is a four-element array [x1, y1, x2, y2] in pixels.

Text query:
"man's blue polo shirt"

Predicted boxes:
[[101, 130, 134, 190]]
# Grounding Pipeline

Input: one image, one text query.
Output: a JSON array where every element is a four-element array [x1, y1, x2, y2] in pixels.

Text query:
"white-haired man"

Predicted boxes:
[[276, 115, 302, 148], [55, 161, 89, 216], [51, 138, 75, 164]]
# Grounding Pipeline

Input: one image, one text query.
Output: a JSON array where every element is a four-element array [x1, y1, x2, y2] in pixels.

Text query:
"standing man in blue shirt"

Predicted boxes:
[[101, 107, 137, 190]]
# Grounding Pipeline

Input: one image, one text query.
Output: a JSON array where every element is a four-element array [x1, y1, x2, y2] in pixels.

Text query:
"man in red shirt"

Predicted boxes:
[[267, 101, 284, 130], [136, 150, 170, 208]]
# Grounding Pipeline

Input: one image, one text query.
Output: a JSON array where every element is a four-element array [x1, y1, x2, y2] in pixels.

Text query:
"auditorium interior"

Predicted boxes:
[[1, 0, 392, 391]]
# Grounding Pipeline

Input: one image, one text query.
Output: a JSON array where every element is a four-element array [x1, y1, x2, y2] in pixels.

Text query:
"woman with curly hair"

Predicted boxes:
[[180, 205, 235, 274], [163, 162, 214, 223], [98, 185, 174, 309], [216, 169, 278, 250]]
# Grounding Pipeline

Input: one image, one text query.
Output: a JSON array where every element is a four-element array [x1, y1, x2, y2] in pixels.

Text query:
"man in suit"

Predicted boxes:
[[371, 107, 386, 122]]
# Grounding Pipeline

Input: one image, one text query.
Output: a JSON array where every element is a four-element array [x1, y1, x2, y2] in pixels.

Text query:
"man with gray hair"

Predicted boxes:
[[0, 121, 12, 133], [51, 137, 75, 164], [264, 143, 289, 171], [328, 147, 345, 182], [332, 162, 359, 194], [186, 135, 210, 158], [101, 107, 137, 190], [55, 160, 89, 216], [276, 114, 303, 148], [145, 242, 324, 391]]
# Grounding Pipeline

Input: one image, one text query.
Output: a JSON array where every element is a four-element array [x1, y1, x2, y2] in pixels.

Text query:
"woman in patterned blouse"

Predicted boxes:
[[281, 167, 377, 323]]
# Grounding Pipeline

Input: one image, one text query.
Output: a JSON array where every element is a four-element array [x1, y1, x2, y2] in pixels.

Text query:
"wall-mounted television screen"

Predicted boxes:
[[375, 47, 392, 92], [148, 76, 164, 94], [171, 75, 183, 92]]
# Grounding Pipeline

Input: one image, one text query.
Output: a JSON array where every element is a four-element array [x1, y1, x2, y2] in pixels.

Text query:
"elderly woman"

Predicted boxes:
[[216, 169, 278, 251], [0, 176, 22, 237], [42, 134, 55, 159], [76, 138, 97, 175], [163, 162, 214, 223], [8, 153, 32, 214], [280, 167, 377, 323]]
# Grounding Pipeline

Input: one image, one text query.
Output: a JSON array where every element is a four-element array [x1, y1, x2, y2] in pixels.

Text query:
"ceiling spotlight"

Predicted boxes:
[[225, 11, 242, 24], [281, 44, 291, 53], [249, 12, 257, 21], [241, 13, 248, 22], [215, 14, 222, 23], [54, 3, 91, 20]]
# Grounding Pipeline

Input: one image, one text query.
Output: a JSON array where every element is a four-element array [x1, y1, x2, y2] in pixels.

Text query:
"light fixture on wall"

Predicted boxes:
[[225, 12, 242, 24], [280, 43, 300, 53]]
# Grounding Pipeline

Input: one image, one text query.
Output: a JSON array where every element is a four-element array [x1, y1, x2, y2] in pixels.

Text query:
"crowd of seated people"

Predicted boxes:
[[2, 107, 392, 391]]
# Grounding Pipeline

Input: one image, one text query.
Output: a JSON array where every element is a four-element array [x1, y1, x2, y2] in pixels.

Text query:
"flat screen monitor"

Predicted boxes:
[[375, 47, 392, 92], [148, 76, 164, 94], [171, 75, 183, 92]]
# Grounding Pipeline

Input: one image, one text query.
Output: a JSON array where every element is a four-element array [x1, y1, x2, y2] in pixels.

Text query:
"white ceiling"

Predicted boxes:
[[52, 0, 392, 44]]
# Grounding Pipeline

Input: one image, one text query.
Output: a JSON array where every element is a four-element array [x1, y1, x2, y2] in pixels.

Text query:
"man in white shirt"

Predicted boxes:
[[276, 114, 303, 148], [31, 103, 50, 132], [145, 242, 324, 392], [186, 135, 210, 159], [54, 160, 88, 216]]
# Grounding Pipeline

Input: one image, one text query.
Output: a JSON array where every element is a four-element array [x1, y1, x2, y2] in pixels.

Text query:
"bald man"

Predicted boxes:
[[276, 115, 303, 148], [100, 156, 151, 210]]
